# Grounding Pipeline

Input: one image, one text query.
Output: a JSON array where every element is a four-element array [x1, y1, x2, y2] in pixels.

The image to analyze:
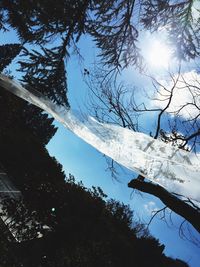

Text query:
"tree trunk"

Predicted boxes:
[[128, 179, 200, 233]]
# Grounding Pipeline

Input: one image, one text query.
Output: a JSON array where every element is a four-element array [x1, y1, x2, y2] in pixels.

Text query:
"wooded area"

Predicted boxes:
[[0, 0, 199, 265]]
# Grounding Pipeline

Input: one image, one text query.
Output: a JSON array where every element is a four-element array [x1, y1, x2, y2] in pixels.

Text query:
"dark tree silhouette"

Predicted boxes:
[[0, 67, 188, 267], [0, 43, 22, 72]]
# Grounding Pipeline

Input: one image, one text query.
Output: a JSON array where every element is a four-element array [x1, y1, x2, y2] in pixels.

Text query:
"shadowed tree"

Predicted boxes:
[[0, 43, 22, 72]]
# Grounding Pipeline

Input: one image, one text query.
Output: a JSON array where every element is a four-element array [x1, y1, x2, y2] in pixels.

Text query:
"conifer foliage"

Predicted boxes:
[[0, 44, 22, 72], [0, 1, 199, 106], [19, 47, 69, 106], [141, 0, 200, 60]]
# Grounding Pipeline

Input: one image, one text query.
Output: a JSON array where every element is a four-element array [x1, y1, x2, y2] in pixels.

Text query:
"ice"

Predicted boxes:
[[0, 74, 200, 201]]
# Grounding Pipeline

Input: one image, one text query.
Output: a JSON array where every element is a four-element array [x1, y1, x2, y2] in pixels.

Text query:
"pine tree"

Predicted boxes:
[[141, 0, 200, 60], [0, 1, 199, 107], [0, 88, 57, 146], [22, 104, 57, 146], [0, 44, 22, 72], [19, 47, 69, 107]]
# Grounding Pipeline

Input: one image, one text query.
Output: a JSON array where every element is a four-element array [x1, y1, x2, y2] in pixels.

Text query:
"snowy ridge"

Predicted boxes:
[[0, 74, 200, 201]]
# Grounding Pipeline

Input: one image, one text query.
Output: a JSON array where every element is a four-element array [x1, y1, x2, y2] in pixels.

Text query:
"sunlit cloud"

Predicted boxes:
[[154, 70, 200, 119], [144, 201, 158, 215]]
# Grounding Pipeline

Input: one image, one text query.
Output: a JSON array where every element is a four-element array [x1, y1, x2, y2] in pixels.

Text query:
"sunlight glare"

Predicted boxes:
[[147, 40, 172, 68]]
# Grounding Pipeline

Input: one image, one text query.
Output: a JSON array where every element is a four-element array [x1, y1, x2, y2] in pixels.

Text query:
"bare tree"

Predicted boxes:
[[85, 68, 200, 240]]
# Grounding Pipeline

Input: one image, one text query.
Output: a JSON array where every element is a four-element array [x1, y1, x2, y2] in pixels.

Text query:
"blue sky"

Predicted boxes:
[[46, 35, 200, 266], [1, 27, 200, 266]]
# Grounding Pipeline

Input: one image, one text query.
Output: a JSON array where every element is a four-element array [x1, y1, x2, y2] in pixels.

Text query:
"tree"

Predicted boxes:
[[0, 172, 190, 267], [0, 89, 189, 265], [85, 69, 200, 240], [0, 42, 57, 146], [0, 44, 22, 72], [0, 0, 199, 81], [0, 0, 199, 250], [0, 51, 60, 241], [0, 62, 189, 266], [141, 0, 200, 60]]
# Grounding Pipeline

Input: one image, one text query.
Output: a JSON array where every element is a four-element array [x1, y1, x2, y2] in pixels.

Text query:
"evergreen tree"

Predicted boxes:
[[19, 47, 69, 106], [22, 104, 57, 146], [0, 88, 57, 146], [0, 2, 198, 265], [0, 44, 22, 72], [141, 0, 200, 60], [0, 1, 198, 107], [0, 85, 189, 267], [0, 175, 189, 267]]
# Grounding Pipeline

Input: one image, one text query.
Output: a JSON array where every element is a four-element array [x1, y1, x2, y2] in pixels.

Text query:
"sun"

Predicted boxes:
[[147, 40, 172, 68]]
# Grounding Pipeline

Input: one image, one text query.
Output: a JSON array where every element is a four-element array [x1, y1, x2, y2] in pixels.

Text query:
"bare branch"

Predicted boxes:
[[128, 178, 200, 234]]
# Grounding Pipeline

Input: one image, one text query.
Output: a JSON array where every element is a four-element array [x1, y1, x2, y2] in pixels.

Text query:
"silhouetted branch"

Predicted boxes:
[[128, 179, 200, 233]]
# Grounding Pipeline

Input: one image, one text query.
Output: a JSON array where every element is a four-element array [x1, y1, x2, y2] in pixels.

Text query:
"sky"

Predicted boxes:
[[46, 35, 200, 266], [1, 20, 200, 267]]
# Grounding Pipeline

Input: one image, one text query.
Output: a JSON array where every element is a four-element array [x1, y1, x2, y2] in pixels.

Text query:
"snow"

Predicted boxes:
[[0, 74, 200, 202]]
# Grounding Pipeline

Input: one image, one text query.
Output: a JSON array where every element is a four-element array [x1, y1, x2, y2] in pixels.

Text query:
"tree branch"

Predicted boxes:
[[128, 179, 200, 233]]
